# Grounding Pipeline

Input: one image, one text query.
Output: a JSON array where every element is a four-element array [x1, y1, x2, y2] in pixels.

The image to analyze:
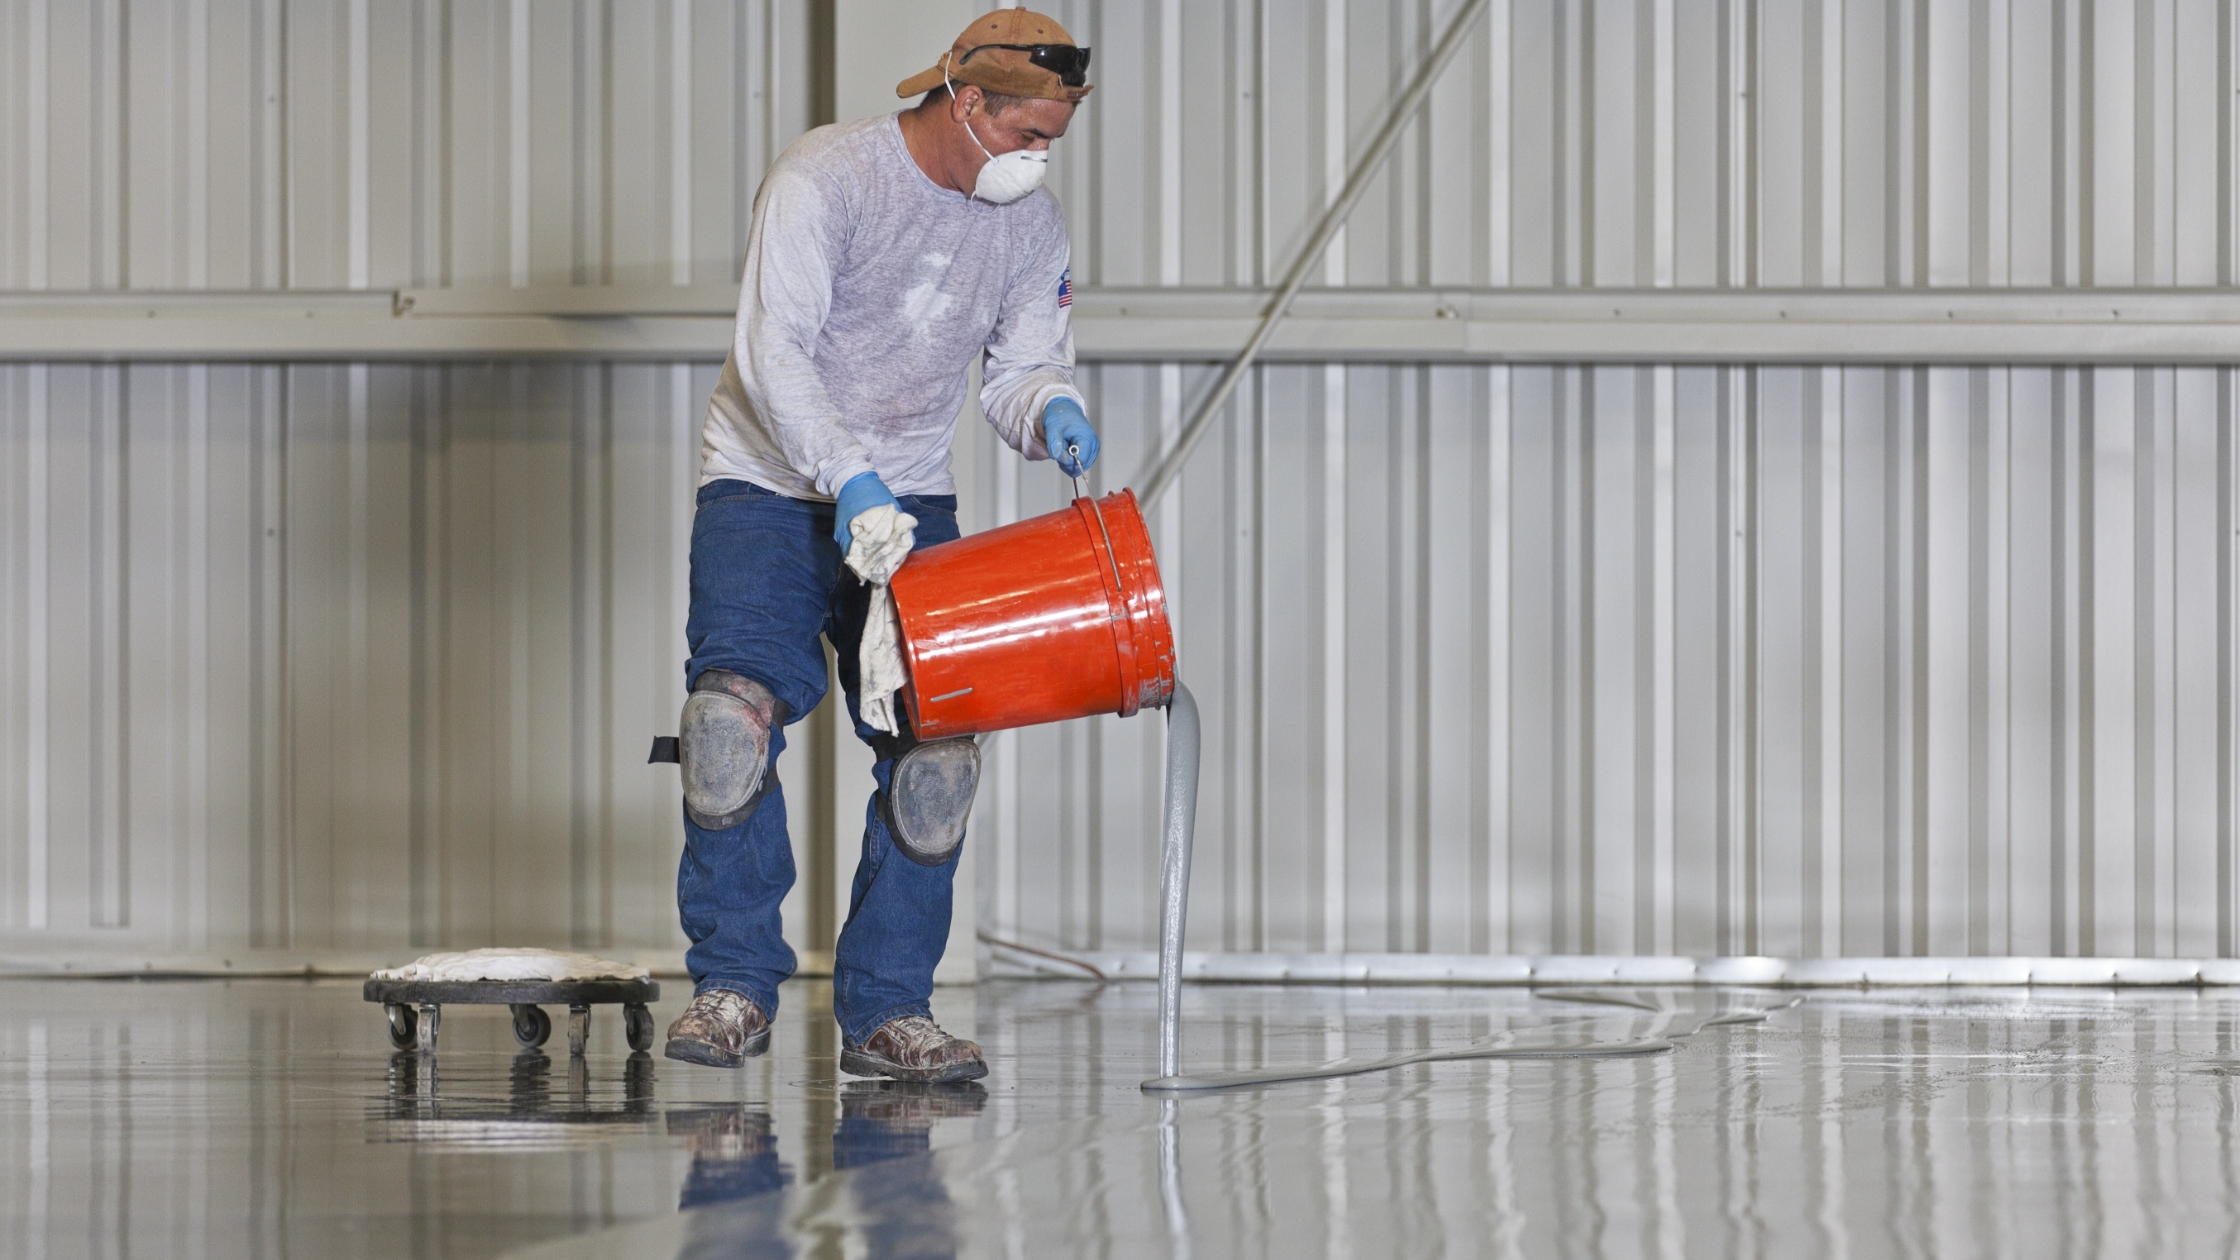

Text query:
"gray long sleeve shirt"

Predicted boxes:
[[700, 113, 1083, 499]]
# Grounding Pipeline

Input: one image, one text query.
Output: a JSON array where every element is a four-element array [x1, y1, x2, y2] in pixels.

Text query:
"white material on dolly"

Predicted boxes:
[[371, 947, 652, 983]]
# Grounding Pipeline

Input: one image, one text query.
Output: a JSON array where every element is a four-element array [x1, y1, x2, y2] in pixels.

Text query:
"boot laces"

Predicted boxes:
[[692, 990, 752, 1021], [883, 1015, 951, 1053]]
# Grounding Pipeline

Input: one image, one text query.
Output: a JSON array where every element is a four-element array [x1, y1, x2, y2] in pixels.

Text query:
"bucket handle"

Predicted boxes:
[[1081, 492, 1128, 620], [1066, 443, 1128, 617], [1087, 491, 1148, 716]]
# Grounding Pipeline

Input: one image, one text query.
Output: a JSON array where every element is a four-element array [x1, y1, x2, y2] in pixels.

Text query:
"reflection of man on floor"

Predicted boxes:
[[667, 1083, 987, 1219], [835, 1080, 990, 1167], [840, 1082, 988, 1259], [670, 1108, 791, 1209]]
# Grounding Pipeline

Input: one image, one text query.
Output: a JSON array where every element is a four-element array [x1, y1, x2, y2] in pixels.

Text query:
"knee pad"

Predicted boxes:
[[679, 671, 788, 830], [879, 737, 981, 867]]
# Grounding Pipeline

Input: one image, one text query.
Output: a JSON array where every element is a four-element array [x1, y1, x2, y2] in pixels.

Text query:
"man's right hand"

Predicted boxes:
[[833, 472, 900, 549], [1041, 398, 1099, 476]]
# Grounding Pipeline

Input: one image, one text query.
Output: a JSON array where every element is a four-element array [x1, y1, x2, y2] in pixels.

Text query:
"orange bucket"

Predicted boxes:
[[892, 490, 1176, 738]]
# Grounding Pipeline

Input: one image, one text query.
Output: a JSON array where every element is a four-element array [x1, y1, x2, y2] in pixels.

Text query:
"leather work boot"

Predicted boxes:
[[663, 990, 770, 1068], [839, 1015, 989, 1084]]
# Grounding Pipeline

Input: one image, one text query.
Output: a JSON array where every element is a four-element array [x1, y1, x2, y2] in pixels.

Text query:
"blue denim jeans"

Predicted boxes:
[[680, 479, 963, 1044]]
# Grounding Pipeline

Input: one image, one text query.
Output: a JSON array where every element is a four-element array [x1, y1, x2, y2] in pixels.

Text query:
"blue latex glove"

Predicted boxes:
[[1041, 397, 1099, 477], [833, 471, 899, 549]]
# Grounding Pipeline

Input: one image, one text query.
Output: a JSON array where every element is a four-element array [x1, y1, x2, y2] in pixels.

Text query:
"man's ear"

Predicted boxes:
[[950, 86, 979, 123]]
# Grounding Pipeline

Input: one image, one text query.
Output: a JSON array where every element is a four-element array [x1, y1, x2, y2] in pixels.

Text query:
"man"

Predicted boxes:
[[661, 9, 1100, 1084]]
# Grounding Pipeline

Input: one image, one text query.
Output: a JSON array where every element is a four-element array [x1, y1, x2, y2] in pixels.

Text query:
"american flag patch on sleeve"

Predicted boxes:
[[1057, 269, 1072, 308]]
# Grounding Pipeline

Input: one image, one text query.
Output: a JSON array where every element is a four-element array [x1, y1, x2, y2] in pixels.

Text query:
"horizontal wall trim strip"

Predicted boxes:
[[1073, 287, 2240, 364], [0, 948, 1002, 985], [981, 945, 2240, 987], [0, 949, 691, 979], [0, 291, 734, 360], [5, 288, 2240, 362], [14, 944, 2236, 987]]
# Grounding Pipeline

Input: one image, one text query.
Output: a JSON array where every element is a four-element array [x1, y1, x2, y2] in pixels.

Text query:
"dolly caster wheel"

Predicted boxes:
[[415, 1003, 442, 1054], [510, 1004, 553, 1049], [384, 1003, 417, 1050], [624, 1003, 655, 1053], [567, 1005, 592, 1057]]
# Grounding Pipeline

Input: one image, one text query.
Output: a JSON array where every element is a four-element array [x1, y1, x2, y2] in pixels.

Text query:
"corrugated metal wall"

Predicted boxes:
[[0, 0, 812, 958], [1056, 360, 2240, 961], [5, 0, 2240, 964], [0, 0, 818, 291], [0, 361, 714, 954], [1053, 0, 2240, 289], [999, 0, 2240, 961]]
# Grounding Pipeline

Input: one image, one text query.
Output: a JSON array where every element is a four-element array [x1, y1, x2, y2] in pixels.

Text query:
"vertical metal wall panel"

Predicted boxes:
[[1034, 0, 2240, 290], [0, 0, 813, 959], [965, 364, 2239, 960], [5, 0, 2233, 294], [6, 2, 2240, 965], [955, 0, 2240, 961], [0, 362, 713, 956], [0, 0, 817, 291]]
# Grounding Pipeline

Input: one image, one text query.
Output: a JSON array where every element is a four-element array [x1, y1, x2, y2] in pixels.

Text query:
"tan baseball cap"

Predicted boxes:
[[896, 7, 1094, 104]]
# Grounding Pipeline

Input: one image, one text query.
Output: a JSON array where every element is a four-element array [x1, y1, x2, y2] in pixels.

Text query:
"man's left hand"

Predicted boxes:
[[1042, 398, 1099, 477]]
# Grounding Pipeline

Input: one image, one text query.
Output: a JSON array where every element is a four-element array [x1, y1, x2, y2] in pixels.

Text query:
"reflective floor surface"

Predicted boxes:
[[5, 977, 2240, 1257]]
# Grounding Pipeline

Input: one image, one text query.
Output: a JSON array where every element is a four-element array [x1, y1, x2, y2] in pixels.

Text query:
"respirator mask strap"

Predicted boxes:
[[942, 55, 1001, 165]]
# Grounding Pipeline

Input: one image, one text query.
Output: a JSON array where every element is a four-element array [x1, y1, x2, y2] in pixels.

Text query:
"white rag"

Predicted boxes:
[[845, 503, 918, 735], [370, 947, 652, 983]]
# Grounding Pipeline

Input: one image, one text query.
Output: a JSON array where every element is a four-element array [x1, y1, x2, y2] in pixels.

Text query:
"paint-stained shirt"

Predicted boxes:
[[701, 113, 1083, 499]]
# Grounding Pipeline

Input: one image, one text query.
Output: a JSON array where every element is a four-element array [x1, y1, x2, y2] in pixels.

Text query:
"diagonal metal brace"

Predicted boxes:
[[1136, 0, 1494, 508]]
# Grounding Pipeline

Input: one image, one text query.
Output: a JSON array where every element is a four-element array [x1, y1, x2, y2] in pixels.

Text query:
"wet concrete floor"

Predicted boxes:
[[3, 977, 2240, 1257]]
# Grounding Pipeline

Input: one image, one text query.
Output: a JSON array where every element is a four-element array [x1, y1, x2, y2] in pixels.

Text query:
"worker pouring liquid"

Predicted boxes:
[[663, 8, 1099, 1084]]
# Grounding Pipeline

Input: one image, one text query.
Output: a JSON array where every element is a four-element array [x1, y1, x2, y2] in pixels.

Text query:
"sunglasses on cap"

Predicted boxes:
[[958, 42, 1093, 87]]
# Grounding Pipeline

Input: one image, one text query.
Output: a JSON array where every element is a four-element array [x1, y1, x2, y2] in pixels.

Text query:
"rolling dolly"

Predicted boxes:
[[364, 949, 660, 1055], [365, 977, 660, 1056]]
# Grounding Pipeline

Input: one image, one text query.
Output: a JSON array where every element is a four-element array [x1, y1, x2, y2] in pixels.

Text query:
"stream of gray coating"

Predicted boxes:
[[1139, 988, 1804, 1091]]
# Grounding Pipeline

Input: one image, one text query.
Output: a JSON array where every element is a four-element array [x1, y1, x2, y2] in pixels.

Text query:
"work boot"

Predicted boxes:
[[663, 990, 770, 1068], [839, 1014, 988, 1084]]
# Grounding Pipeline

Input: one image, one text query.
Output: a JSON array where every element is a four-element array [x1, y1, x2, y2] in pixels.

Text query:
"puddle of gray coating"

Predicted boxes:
[[1140, 988, 1802, 1092], [29, 977, 2240, 1259], [503, 983, 2240, 1260]]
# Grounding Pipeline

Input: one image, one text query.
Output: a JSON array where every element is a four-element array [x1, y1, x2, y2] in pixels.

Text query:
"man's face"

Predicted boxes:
[[970, 95, 1076, 154]]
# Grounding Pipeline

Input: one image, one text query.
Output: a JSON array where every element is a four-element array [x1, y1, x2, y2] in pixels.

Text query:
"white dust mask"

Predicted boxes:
[[945, 59, 1049, 204], [967, 124, 1047, 203]]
